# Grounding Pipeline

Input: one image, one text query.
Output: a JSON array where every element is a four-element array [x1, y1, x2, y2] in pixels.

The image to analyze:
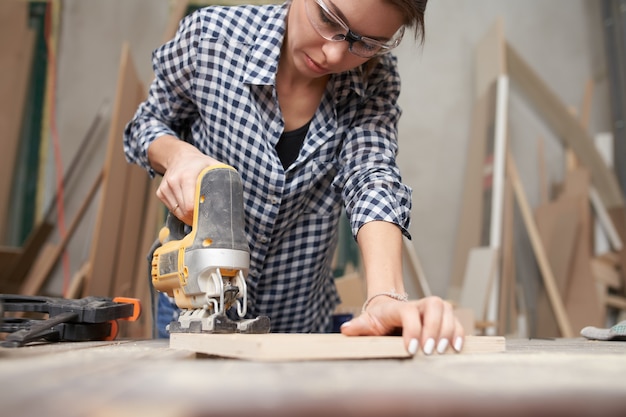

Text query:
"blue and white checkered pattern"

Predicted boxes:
[[124, 2, 412, 333]]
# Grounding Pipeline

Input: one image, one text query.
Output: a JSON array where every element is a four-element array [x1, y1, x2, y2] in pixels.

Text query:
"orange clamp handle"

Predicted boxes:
[[113, 297, 141, 321]]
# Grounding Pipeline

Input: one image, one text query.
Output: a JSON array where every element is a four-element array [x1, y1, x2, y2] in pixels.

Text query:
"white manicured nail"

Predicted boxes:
[[408, 338, 419, 355], [436, 338, 449, 354], [340, 321, 352, 328], [454, 336, 464, 352], [423, 338, 435, 355]]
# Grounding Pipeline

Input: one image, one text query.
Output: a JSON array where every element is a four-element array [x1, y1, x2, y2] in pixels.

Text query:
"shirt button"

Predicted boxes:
[[259, 235, 269, 243], [270, 196, 279, 205]]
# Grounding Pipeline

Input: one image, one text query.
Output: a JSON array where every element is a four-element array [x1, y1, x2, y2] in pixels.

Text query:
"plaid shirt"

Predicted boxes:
[[123, 2, 412, 332]]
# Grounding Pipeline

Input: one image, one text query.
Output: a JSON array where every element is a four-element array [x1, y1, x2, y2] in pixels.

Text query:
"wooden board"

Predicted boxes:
[[0, 2, 35, 244], [561, 169, 604, 331], [449, 19, 507, 303], [169, 334, 505, 361], [534, 197, 580, 338], [507, 151, 574, 337], [402, 236, 432, 298], [84, 43, 147, 298], [459, 247, 498, 322], [506, 42, 624, 210], [607, 207, 626, 296], [448, 82, 496, 302]]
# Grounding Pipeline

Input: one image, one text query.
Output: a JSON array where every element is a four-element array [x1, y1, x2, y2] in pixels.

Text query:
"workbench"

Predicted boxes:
[[1, 337, 625, 416]]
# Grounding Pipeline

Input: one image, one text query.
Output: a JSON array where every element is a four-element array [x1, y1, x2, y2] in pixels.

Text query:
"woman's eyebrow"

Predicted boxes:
[[326, 0, 351, 25]]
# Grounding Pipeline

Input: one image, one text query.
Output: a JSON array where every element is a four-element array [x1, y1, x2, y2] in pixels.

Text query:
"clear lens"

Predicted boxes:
[[304, 0, 403, 58]]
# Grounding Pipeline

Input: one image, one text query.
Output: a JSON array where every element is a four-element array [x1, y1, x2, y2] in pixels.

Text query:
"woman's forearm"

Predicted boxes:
[[356, 220, 406, 299]]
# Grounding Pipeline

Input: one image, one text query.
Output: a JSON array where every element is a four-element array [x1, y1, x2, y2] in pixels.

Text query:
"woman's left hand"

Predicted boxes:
[[340, 295, 465, 356]]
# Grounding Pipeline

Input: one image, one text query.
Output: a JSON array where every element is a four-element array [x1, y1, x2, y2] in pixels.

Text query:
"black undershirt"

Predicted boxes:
[[275, 120, 311, 169]]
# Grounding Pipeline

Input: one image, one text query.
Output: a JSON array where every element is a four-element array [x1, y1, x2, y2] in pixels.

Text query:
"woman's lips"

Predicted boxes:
[[305, 54, 328, 74]]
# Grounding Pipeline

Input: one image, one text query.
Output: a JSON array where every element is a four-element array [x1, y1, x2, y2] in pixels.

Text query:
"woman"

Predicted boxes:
[[124, 0, 464, 355]]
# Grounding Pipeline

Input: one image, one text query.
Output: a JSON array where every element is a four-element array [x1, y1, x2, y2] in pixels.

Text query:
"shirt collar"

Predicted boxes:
[[243, 3, 289, 86]]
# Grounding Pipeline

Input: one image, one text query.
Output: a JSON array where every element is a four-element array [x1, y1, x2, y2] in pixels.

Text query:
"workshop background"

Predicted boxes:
[[1, 0, 625, 339]]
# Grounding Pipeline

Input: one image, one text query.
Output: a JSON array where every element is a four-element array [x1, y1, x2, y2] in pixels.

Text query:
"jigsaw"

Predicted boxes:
[[151, 164, 270, 334]]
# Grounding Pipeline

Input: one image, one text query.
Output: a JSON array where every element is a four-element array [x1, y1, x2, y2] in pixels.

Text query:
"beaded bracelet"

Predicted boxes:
[[361, 291, 409, 313]]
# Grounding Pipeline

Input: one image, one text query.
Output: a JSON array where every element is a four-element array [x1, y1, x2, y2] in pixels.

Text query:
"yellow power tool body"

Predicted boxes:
[[151, 164, 270, 334]]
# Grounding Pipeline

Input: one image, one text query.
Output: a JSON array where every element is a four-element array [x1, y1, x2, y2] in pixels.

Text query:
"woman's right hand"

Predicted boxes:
[[148, 135, 221, 225]]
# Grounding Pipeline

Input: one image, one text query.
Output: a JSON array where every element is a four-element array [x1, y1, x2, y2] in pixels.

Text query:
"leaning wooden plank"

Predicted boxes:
[[505, 43, 624, 210], [607, 207, 626, 294], [448, 83, 496, 302], [170, 334, 505, 361], [498, 176, 516, 336], [591, 257, 622, 290], [0, 2, 35, 244], [84, 43, 146, 298], [123, 181, 162, 339], [402, 237, 432, 298], [19, 172, 103, 296], [0, 249, 21, 286], [449, 20, 507, 303], [562, 169, 604, 330], [0, 221, 53, 294], [110, 165, 150, 297], [475, 17, 506, 100], [534, 196, 580, 338], [162, 0, 190, 43], [459, 247, 498, 323], [507, 151, 574, 337]]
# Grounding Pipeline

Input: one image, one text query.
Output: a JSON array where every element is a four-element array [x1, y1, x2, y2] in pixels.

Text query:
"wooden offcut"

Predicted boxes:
[[0, 2, 35, 245], [170, 334, 505, 361], [507, 152, 574, 337], [506, 43, 624, 210]]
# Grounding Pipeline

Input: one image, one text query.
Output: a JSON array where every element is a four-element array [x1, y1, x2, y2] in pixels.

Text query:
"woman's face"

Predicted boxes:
[[284, 0, 405, 79]]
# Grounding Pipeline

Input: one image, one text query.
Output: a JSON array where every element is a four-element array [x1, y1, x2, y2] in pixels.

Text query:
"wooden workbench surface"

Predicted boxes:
[[1, 337, 625, 417]]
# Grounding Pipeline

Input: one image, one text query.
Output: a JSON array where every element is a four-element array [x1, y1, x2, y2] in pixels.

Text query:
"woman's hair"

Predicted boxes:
[[386, 0, 428, 44]]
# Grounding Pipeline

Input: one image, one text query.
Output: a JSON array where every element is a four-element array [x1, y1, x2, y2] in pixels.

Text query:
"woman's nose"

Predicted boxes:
[[322, 40, 350, 64]]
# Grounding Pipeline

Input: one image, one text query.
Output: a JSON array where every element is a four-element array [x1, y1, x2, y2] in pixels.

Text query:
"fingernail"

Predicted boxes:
[[436, 338, 449, 354], [340, 321, 351, 328], [408, 338, 419, 355], [423, 338, 435, 355], [454, 336, 464, 352]]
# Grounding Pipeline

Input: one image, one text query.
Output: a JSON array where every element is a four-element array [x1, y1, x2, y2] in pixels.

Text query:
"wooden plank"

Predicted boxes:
[[448, 82, 496, 302], [459, 247, 498, 322], [537, 136, 549, 205], [534, 197, 580, 337], [84, 43, 146, 298], [402, 237, 431, 298], [110, 165, 150, 297], [591, 257, 622, 289], [0, 249, 21, 282], [449, 19, 507, 302], [169, 334, 505, 361], [0, 2, 35, 244], [590, 186, 623, 251], [123, 180, 162, 339], [334, 271, 366, 315], [607, 207, 626, 295], [475, 17, 506, 100], [0, 221, 53, 293], [507, 151, 574, 337], [562, 169, 604, 330], [605, 294, 626, 310], [505, 42, 624, 210], [19, 171, 103, 296], [498, 175, 516, 336], [162, 0, 190, 43]]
